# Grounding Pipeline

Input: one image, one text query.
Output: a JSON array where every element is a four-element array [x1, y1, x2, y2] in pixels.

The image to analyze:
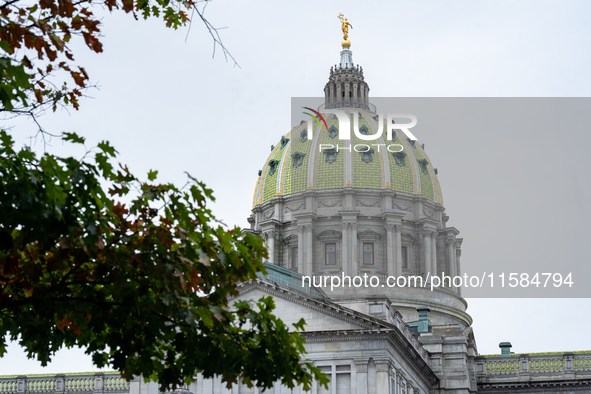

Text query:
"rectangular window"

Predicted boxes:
[[325, 243, 336, 265], [401, 245, 408, 269], [363, 243, 374, 265], [291, 246, 298, 271], [318, 366, 332, 394]]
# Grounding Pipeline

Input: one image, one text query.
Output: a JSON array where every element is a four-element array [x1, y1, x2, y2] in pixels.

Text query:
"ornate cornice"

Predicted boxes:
[[235, 279, 381, 330], [302, 330, 438, 387], [478, 379, 591, 393]]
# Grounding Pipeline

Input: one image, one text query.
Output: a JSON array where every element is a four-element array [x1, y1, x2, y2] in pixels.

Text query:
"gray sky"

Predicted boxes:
[[2, 0, 591, 375]]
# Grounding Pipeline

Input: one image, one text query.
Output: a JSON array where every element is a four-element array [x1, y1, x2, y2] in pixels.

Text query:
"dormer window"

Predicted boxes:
[[328, 125, 338, 139], [360, 148, 374, 163], [268, 159, 279, 176], [324, 148, 337, 163], [393, 152, 407, 167], [359, 125, 369, 135], [300, 129, 308, 142], [291, 152, 305, 168], [407, 138, 416, 147], [417, 159, 429, 175], [280, 136, 289, 149]]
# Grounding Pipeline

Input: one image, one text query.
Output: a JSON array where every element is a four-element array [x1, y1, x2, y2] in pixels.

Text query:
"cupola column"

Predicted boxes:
[[456, 245, 463, 294], [351, 223, 358, 275], [431, 233, 438, 276], [422, 230, 432, 278], [297, 225, 305, 275], [385, 224, 395, 276], [341, 223, 349, 273], [446, 237, 457, 279], [263, 230, 276, 265], [395, 225, 402, 276], [306, 224, 313, 276]]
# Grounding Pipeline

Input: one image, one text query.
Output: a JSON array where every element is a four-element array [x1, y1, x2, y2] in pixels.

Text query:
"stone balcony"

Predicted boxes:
[[476, 351, 591, 392], [0, 373, 131, 394]]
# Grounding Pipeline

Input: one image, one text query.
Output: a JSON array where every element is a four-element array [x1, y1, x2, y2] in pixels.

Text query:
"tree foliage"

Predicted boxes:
[[0, 0, 235, 118], [0, 131, 325, 390], [0, 0, 327, 391]]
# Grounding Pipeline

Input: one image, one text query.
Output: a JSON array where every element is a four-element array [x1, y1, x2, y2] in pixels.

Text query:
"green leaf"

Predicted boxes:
[[63, 131, 85, 144], [147, 169, 158, 181]]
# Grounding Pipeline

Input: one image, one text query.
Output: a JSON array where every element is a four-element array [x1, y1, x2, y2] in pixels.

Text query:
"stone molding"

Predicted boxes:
[[235, 279, 377, 329], [356, 198, 381, 207], [318, 198, 342, 208], [302, 330, 438, 387], [284, 202, 305, 213]]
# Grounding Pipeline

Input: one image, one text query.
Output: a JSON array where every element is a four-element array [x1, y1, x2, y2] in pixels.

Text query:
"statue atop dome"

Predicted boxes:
[[325, 15, 369, 110], [338, 13, 353, 47]]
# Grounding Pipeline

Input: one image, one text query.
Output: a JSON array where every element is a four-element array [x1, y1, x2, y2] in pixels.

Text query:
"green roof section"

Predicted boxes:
[[257, 262, 328, 299], [284, 124, 310, 195], [315, 116, 344, 190], [253, 110, 443, 207], [351, 115, 382, 189]]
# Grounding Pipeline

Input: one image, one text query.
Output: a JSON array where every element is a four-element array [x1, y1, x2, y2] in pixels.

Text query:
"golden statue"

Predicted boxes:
[[338, 13, 352, 47]]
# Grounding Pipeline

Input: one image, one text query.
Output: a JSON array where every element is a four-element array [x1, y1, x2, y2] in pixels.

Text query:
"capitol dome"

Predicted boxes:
[[248, 41, 470, 328], [252, 111, 444, 207]]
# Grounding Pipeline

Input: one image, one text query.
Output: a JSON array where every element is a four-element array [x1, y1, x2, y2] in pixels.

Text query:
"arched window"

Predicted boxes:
[[268, 160, 279, 176]]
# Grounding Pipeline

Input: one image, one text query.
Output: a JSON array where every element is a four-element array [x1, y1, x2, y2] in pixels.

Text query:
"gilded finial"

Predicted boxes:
[[338, 13, 353, 48]]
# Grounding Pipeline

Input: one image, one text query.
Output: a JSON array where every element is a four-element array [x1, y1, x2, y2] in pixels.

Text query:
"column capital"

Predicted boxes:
[[374, 359, 391, 372], [421, 229, 434, 238], [354, 359, 369, 373], [262, 229, 277, 240]]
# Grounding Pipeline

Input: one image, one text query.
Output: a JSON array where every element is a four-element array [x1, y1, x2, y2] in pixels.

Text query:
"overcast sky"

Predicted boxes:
[[2, 0, 590, 375]]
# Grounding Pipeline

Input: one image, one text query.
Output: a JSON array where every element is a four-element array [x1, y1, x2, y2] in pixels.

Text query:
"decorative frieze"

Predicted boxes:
[[318, 198, 342, 208]]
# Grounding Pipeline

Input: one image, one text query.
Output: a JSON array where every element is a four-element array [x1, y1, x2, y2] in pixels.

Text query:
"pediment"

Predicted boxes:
[[358, 229, 382, 241], [316, 229, 342, 240], [234, 279, 389, 332]]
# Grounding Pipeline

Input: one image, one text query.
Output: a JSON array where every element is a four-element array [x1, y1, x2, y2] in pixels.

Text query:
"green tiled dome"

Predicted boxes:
[[252, 110, 443, 207]]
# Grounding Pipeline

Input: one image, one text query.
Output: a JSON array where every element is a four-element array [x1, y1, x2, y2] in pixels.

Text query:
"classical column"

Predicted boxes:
[[446, 238, 457, 279], [264, 230, 276, 265], [394, 367, 404, 394], [456, 246, 462, 296], [395, 224, 402, 276], [342, 223, 349, 273], [355, 360, 369, 394], [375, 361, 390, 394], [422, 230, 432, 279], [385, 224, 395, 276], [297, 225, 305, 275], [456, 246, 462, 276], [430, 232, 438, 276], [351, 223, 358, 275], [306, 225, 313, 277]]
